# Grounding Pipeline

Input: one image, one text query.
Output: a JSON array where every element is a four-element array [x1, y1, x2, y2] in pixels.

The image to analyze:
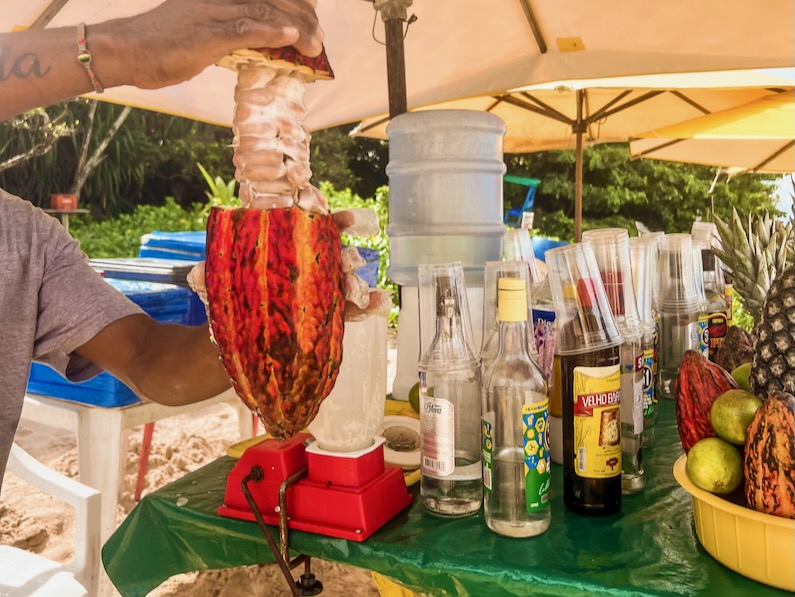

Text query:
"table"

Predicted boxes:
[[43, 208, 90, 233], [102, 400, 792, 597]]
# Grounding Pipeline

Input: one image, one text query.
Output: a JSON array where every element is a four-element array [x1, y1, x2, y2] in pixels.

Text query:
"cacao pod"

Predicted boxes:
[[674, 350, 738, 453], [714, 325, 753, 373], [205, 207, 345, 440], [744, 391, 795, 519]]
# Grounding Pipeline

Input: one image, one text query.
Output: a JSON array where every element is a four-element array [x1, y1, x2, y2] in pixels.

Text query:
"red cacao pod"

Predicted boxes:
[[205, 207, 345, 440], [744, 391, 795, 518], [674, 350, 738, 453]]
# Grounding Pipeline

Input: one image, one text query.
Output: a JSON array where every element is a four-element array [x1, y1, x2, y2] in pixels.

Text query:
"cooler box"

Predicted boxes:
[[139, 230, 206, 261], [89, 257, 206, 325], [27, 278, 194, 407]]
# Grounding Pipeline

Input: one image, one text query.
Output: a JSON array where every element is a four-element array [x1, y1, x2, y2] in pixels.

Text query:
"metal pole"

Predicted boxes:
[[574, 90, 585, 242], [374, 0, 412, 119]]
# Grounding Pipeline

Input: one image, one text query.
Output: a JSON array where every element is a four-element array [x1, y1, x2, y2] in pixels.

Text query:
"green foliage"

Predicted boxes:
[[508, 144, 780, 242], [69, 197, 204, 258]]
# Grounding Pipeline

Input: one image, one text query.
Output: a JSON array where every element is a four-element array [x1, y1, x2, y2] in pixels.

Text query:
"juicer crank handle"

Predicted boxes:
[[279, 466, 309, 563], [241, 466, 302, 597]]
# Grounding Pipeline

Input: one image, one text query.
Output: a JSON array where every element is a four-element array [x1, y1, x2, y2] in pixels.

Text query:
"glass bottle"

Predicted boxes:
[[546, 245, 623, 516], [482, 278, 550, 537], [691, 245, 711, 359], [700, 247, 728, 360], [582, 228, 644, 495], [628, 236, 658, 448], [418, 263, 482, 518]]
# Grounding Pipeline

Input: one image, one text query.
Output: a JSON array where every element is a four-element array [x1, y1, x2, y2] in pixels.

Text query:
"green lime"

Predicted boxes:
[[730, 362, 752, 393], [686, 437, 743, 495], [710, 389, 762, 446], [408, 382, 420, 413]]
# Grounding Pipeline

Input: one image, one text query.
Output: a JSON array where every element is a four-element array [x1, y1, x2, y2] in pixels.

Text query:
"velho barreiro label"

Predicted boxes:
[[523, 400, 550, 512], [708, 312, 728, 354], [572, 365, 622, 479], [481, 416, 494, 492], [420, 395, 455, 477]]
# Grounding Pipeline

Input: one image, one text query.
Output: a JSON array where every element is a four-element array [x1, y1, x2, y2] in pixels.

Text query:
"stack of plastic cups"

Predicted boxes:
[[628, 236, 658, 448], [481, 260, 539, 371], [657, 234, 706, 400], [582, 229, 645, 495], [545, 243, 624, 516]]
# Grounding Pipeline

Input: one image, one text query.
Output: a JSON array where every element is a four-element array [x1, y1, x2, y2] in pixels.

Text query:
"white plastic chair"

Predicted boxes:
[[0, 442, 101, 596]]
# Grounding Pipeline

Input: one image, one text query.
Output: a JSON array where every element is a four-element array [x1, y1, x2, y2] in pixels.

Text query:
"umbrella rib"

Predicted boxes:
[[30, 0, 70, 28], [589, 90, 666, 124], [356, 115, 391, 134], [668, 91, 711, 115], [751, 140, 795, 172], [517, 0, 548, 53], [632, 138, 686, 157], [512, 93, 573, 126]]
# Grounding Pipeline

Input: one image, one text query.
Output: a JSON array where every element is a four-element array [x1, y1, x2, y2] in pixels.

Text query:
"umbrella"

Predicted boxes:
[[629, 90, 795, 173], [352, 70, 795, 239], [3, 0, 794, 133]]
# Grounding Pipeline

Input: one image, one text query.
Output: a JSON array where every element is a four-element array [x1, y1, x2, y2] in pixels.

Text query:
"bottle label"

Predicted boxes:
[[642, 347, 655, 419], [523, 400, 551, 512], [481, 416, 494, 492], [652, 320, 659, 405], [725, 284, 734, 325], [572, 365, 622, 479], [420, 396, 455, 477], [695, 314, 709, 358], [708, 312, 728, 355]]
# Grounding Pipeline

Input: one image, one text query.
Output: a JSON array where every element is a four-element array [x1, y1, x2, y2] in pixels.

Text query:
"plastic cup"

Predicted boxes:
[[481, 260, 538, 368], [628, 236, 656, 330], [502, 229, 541, 283], [545, 243, 622, 355], [581, 228, 642, 336], [659, 234, 702, 312]]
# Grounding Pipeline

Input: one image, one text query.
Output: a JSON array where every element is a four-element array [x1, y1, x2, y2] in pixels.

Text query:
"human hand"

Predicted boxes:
[[187, 208, 388, 321], [107, 0, 323, 90]]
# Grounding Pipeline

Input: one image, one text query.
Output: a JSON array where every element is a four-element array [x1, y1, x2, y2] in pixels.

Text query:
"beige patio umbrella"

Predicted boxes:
[[352, 71, 795, 239], [629, 90, 795, 173], [3, 0, 794, 133]]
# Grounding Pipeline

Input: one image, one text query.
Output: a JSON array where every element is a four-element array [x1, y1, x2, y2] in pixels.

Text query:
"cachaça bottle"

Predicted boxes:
[[482, 278, 550, 537], [546, 244, 623, 516], [418, 263, 482, 518]]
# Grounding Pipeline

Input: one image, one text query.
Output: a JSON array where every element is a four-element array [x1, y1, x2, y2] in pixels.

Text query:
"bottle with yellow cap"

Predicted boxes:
[[482, 277, 550, 537]]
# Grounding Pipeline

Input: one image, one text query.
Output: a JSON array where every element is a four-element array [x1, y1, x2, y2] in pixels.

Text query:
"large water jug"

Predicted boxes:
[[386, 110, 506, 402], [386, 110, 507, 286]]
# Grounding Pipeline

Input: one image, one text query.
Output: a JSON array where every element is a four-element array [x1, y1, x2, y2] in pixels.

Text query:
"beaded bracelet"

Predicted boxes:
[[76, 22, 104, 94]]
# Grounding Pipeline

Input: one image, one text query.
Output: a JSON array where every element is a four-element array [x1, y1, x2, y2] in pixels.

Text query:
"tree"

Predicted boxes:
[[0, 107, 75, 175], [506, 144, 780, 241]]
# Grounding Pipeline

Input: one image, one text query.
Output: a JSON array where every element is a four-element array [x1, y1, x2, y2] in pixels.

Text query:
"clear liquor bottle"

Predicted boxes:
[[482, 278, 550, 537], [419, 268, 483, 518]]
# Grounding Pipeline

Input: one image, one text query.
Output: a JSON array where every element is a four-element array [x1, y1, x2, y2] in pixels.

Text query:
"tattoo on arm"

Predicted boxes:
[[0, 47, 52, 81]]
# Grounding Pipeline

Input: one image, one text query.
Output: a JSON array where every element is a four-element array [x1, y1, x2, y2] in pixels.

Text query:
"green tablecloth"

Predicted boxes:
[[102, 400, 791, 597]]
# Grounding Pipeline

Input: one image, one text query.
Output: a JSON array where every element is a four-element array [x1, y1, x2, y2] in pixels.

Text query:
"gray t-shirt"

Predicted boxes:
[[0, 189, 143, 484]]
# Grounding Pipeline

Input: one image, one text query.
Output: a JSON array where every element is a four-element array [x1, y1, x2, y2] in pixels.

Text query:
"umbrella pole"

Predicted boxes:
[[374, 0, 412, 118], [574, 91, 585, 242]]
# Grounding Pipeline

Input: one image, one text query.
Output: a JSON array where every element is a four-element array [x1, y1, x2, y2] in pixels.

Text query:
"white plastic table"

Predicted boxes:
[[20, 390, 253, 595]]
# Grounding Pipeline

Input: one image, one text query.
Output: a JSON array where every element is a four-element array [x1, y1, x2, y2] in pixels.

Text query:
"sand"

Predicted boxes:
[[0, 336, 402, 596]]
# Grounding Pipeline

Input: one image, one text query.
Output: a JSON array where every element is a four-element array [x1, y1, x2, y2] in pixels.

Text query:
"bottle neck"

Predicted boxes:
[[432, 309, 475, 359], [496, 319, 532, 358]]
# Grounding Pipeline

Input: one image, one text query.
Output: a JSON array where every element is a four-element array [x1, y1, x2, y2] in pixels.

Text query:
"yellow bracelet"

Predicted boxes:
[[76, 22, 104, 94]]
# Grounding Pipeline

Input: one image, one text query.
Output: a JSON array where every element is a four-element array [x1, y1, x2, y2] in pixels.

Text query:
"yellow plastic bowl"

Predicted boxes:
[[673, 455, 795, 591]]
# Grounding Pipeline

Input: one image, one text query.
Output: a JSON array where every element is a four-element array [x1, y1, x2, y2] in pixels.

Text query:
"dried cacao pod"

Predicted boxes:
[[714, 326, 754, 373], [674, 350, 738, 452], [205, 206, 345, 439], [744, 391, 795, 519]]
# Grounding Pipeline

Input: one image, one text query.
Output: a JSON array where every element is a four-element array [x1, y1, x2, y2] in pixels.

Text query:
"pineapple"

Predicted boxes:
[[714, 192, 795, 398]]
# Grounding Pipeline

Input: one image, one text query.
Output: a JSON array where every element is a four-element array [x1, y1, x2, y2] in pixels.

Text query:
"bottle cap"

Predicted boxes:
[[498, 278, 528, 322]]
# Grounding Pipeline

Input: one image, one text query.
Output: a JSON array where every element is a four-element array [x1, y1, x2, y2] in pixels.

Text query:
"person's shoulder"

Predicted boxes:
[[0, 188, 61, 232], [0, 188, 43, 221]]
